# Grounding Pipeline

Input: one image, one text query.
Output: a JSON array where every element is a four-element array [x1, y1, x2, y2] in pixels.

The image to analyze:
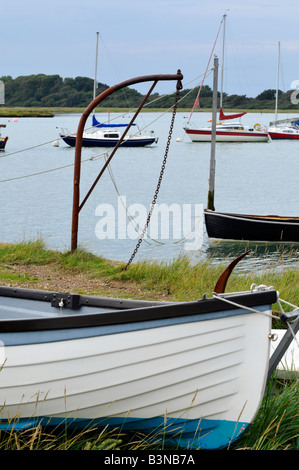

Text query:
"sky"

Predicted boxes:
[[2, 0, 299, 99]]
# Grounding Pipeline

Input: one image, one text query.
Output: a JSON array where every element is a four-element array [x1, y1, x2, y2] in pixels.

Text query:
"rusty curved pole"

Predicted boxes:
[[71, 70, 183, 251]]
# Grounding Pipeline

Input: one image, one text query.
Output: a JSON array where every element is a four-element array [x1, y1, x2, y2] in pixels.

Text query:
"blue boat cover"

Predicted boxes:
[[92, 115, 136, 128]]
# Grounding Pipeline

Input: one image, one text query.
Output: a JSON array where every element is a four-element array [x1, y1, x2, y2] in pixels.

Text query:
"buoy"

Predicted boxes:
[[176, 137, 182, 142], [13, 118, 18, 122], [52, 140, 59, 147]]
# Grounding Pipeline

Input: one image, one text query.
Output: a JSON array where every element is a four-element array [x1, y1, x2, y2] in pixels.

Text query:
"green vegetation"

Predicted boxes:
[[0, 239, 298, 320], [1, 74, 299, 112], [0, 377, 297, 450]]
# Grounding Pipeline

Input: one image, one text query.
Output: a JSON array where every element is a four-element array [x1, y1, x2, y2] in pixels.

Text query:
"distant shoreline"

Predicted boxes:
[[0, 106, 294, 118], [0, 114, 54, 118]]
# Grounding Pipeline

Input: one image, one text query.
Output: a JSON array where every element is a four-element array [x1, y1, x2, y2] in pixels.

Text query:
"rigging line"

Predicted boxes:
[[187, 17, 224, 124], [0, 119, 109, 159], [172, 215, 204, 246], [97, 33, 132, 109], [0, 139, 59, 158], [0, 152, 107, 184], [104, 155, 163, 246], [213, 291, 280, 320], [106, 155, 204, 247], [0, 126, 89, 159], [94, 72, 208, 129], [131, 85, 209, 136]]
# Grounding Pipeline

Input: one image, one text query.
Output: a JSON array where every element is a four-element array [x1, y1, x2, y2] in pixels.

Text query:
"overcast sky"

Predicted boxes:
[[2, 0, 299, 98]]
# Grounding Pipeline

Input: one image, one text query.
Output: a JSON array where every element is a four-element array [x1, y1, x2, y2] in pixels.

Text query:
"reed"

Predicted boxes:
[[0, 240, 298, 318], [0, 376, 297, 450], [234, 378, 299, 450]]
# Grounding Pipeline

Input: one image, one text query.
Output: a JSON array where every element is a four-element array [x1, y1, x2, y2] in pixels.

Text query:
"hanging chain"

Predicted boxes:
[[125, 80, 182, 270]]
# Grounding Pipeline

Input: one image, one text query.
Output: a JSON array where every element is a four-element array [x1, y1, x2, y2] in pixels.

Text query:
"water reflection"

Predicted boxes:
[[202, 239, 299, 273]]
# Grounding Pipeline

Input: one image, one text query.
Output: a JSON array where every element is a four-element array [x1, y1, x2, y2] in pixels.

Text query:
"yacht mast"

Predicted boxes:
[[275, 41, 280, 122], [93, 32, 99, 111], [220, 13, 227, 109]]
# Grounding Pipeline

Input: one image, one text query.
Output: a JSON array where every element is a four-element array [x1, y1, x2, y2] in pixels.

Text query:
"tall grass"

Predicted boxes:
[[234, 378, 299, 450], [0, 239, 298, 317], [0, 377, 297, 450]]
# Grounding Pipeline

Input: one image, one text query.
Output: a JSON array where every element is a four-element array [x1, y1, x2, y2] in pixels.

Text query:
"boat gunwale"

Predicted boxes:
[[0, 285, 277, 333], [204, 209, 299, 224]]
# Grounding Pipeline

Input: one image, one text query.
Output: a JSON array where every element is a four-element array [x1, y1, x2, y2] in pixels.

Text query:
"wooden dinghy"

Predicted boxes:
[[204, 210, 299, 243], [0, 282, 285, 449], [0, 252, 297, 450]]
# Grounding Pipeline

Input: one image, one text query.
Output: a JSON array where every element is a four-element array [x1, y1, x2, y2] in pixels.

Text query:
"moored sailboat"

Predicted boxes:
[[268, 42, 299, 140], [184, 14, 269, 143], [59, 33, 158, 148]]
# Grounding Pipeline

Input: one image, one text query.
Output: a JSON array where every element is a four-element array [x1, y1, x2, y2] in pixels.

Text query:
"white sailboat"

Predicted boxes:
[[268, 41, 299, 140], [59, 33, 158, 148], [184, 14, 269, 143]]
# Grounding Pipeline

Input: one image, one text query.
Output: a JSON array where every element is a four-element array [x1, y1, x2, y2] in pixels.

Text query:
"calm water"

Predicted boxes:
[[1, 111, 298, 272]]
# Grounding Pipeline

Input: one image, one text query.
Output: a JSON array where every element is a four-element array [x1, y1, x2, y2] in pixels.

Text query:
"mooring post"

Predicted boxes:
[[207, 55, 218, 211]]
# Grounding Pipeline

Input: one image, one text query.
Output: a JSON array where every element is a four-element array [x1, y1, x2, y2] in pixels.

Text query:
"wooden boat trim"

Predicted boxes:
[[204, 209, 299, 225]]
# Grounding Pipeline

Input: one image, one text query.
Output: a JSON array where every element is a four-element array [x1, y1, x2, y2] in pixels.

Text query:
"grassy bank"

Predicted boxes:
[[0, 239, 298, 315], [0, 240, 298, 450]]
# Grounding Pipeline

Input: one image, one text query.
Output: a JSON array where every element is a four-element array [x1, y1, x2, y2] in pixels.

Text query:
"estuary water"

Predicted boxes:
[[1, 110, 298, 273]]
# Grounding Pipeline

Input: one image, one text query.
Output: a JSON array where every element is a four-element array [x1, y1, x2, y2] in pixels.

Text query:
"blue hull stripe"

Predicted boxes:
[[0, 415, 249, 450], [0, 305, 268, 346]]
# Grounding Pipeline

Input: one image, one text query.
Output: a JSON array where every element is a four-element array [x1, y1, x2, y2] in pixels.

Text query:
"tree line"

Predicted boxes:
[[1, 74, 298, 110]]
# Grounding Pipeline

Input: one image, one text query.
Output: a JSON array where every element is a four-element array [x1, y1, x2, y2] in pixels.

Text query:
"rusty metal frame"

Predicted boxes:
[[71, 70, 183, 251]]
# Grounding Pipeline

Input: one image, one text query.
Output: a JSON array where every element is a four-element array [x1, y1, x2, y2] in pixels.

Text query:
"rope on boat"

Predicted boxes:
[[0, 152, 108, 183], [213, 285, 280, 319], [213, 284, 299, 349], [103, 153, 162, 246], [276, 296, 299, 348]]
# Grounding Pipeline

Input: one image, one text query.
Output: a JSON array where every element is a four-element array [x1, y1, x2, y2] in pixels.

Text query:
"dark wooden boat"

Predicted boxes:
[[204, 209, 299, 242], [0, 125, 8, 150]]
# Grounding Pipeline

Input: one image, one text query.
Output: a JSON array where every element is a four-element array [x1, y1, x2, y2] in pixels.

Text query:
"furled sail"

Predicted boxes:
[[92, 115, 136, 128], [218, 108, 246, 121]]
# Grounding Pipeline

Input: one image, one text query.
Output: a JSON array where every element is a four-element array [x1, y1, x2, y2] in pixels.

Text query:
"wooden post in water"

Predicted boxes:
[[207, 55, 218, 211]]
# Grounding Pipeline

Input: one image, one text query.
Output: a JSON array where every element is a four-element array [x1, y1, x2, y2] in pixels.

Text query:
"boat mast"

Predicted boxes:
[[93, 32, 99, 113], [207, 55, 218, 211], [220, 13, 227, 109], [275, 41, 280, 122]]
